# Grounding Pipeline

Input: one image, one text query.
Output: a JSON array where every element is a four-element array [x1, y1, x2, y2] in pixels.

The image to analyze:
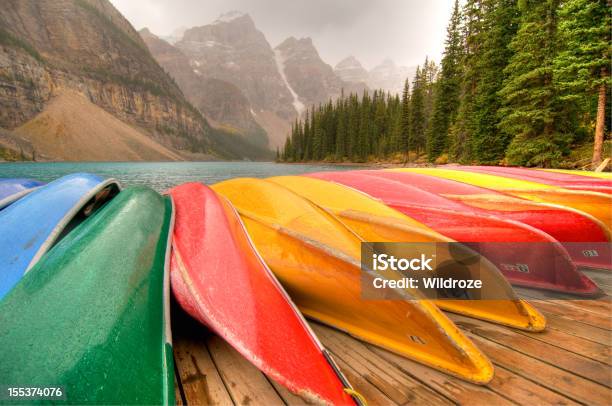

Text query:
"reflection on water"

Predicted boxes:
[[0, 162, 362, 192]]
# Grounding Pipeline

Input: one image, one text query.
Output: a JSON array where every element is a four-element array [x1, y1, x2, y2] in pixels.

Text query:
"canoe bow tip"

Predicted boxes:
[[521, 300, 547, 332]]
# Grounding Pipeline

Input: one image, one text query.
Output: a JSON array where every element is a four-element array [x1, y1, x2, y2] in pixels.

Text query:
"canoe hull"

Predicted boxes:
[[455, 166, 612, 194], [0, 187, 174, 405], [0, 178, 44, 209], [373, 170, 612, 272], [274, 175, 547, 329], [0, 173, 120, 299], [213, 178, 494, 385], [306, 171, 601, 296], [168, 183, 356, 405], [395, 168, 612, 231]]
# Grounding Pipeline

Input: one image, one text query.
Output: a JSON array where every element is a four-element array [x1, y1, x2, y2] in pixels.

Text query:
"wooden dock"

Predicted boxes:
[[172, 268, 612, 405]]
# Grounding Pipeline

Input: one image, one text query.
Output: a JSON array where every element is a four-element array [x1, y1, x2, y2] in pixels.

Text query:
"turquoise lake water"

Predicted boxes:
[[0, 162, 360, 191]]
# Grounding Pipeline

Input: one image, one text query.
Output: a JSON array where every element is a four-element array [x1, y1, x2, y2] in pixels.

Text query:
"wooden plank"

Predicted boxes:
[[207, 335, 285, 406], [174, 364, 185, 406], [486, 365, 580, 406], [366, 346, 515, 406], [543, 312, 612, 345], [333, 355, 399, 406], [312, 323, 452, 406], [173, 335, 234, 406], [451, 314, 611, 386], [583, 269, 612, 290], [516, 287, 612, 316], [267, 378, 315, 405], [515, 322, 611, 365], [530, 300, 612, 329], [464, 332, 611, 405], [585, 274, 612, 294]]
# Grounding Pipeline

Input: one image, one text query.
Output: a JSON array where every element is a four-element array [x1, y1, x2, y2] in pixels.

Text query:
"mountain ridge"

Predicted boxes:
[[0, 0, 272, 160]]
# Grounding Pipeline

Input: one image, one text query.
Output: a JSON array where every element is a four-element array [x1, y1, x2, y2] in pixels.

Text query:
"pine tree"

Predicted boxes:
[[410, 66, 426, 159], [283, 134, 292, 161], [498, 0, 564, 166], [347, 95, 360, 159], [302, 110, 311, 160], [469, 0, 520, 163], [449, 0, 486, 162], [554, 0, 610, 167], [335, 99, 347, 159], [357, 92, 371, 161], [399, 80, 411, 157], [422, 57, 439, 126], [428, 0, 464, 161]]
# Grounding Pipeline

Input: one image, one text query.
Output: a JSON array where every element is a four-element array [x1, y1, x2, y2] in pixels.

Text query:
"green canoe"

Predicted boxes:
[[0, 187, 174, 405]]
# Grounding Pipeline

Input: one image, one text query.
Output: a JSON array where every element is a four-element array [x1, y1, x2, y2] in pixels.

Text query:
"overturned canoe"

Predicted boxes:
[[542, 169, 612, 180], [372, 170, 612, 271], [0, 173, 119, 299], [453, 166, 612, 194], [308, 171, 600, 296], [393, 168, 612, 231], [212, 178, 494, 384], [0, 187, 174, 404], [0, 178, 44, 209], [271, 175, 548, 325], [168, 183, 358, 405]]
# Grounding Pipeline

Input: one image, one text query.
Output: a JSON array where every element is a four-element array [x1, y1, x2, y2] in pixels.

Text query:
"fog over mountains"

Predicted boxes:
[[0, 1, 417, 162], [141, 11, 415, 148]]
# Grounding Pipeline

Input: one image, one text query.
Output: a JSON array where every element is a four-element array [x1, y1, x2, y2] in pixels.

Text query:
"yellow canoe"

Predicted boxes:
[[212, 178, 494, 384], [392, 168, 612, 230], [541, 169, 612, 180], [268, 176, 545, 332]]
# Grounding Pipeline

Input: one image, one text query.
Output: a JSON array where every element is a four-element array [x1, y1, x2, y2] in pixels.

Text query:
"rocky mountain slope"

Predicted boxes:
[[0, 0, 270, 160], [334, 56, 369, 85], [274, 37, 366, 111], [15, 90, 184, 161], [175, 11, 297, 144], [164, 12, 370, 147], [140, 28, 268, 149], [335, 56, 416, 95]]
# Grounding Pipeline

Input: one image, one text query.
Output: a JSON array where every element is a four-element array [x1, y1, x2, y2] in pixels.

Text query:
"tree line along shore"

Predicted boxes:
[[279, 0, 609, 168]]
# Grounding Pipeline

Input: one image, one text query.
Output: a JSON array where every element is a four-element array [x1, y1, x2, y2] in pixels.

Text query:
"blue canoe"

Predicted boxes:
[[0, 173, 120, 299], [0, 178, 45, 209]]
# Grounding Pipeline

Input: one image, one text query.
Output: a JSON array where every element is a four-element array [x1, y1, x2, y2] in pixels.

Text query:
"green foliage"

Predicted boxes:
[[498, 0, 570, 166], [280, 90, 405, 162], [398, 79, 411, 153], [428, 0, 464, 161], [555, 0, 610, 96], [469, 0, 519, 163], [409, 67, 426, 157], [283, 0, 608, 166]]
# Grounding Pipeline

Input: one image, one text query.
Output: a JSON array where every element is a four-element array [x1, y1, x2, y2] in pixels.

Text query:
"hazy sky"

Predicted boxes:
[[110, 0, 454, 69]]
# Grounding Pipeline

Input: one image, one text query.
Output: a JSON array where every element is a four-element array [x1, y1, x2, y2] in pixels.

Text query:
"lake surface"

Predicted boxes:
[[0, 162, 361, 192]]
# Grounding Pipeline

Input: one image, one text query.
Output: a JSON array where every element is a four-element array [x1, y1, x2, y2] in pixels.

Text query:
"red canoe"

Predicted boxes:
[[361, 170, 612, 272], [168, 183, 358, 405], [454, 166, 612, 194], [306, 171, 605, 295]]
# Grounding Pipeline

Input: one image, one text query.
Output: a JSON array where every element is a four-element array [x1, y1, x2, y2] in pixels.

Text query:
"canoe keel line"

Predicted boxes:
[[0, 187, 175, 404], [168, 183, 360, 404], [0, 173, 120, 299], [270, 175, 546, 331], [0, 178, 45, 209], [306, 171, 603, 296], [213, 178, 495, 384]]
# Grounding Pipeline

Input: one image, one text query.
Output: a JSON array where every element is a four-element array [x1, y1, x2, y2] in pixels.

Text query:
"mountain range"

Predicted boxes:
[[0, 2, 414, 160]]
